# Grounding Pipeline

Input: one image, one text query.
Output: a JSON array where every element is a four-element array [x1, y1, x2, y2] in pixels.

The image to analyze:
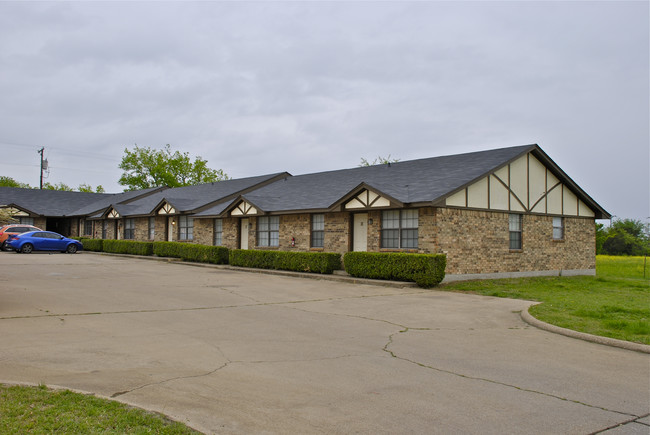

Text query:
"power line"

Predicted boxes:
[[0, 140, 121, 162]]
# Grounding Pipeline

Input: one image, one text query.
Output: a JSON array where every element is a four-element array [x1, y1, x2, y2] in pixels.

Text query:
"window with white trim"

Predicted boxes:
[[124, 218, 135, 239], [258, 216, 279, 247], [381, 209, 418, 249], [552, 217, 564, 240], [179, 215, 194, 241], [311, 214, 324, 248], [19, 217, 34, 225], [509, 214, 523, 250], [84, 220, 93, 236], [214, 218, 223, 246]]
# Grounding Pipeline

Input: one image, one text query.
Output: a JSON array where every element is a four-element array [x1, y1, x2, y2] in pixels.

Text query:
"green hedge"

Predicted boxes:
[[103, 239, 154, 256], [80, 238, 103, 252], [229, 249, 342, 274], [343, 252, 446, 288], [153, 241, 229, 265]]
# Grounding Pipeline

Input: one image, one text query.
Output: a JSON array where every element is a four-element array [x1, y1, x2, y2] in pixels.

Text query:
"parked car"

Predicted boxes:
[[7, 231, 83, 254], [0, 224, 42, 250]]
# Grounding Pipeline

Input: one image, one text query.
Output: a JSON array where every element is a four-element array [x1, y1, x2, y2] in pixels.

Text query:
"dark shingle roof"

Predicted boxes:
[[98, 173, 288, 217], [0, 187, 111, 216], [69, 187, 164, 216], [237, 145, 536, 212]]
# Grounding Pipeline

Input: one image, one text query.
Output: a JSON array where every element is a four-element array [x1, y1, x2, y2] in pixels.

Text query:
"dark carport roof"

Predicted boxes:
[[0, 187, 111, 216]]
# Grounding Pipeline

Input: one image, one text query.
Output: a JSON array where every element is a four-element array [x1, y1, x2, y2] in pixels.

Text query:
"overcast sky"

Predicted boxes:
[[0, 1, 647, 222]]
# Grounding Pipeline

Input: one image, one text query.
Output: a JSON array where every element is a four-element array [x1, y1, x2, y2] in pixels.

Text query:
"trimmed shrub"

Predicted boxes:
[[80, 238, 103, 252], [343, 252, 446, 288], [103, 239, 154, 256], [229, 249, 342, 274], [153, 241, 229, 265]]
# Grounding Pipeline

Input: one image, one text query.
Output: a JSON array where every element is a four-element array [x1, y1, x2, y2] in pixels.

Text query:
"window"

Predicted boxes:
[[19, 217, 34, 225], [258, 216, 279, 247], [84, 220, 93, 236], [311, 214, 324, 248], [179, 215, 194, 241], [124, 218, 135, 240], [509, 214, 522, 250], [381, 209, 418, 249], [553, 217, 564, 240], [214, 218, 223, 246], [148, 217, 155, 240]]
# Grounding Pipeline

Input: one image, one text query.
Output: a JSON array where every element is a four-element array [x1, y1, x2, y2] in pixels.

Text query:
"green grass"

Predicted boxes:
[[0, 384, 200, 434], [441, 255, 650, 345]]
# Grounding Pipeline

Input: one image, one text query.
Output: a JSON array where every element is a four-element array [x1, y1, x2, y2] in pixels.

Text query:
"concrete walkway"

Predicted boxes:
[[1, 253, 648, 434]]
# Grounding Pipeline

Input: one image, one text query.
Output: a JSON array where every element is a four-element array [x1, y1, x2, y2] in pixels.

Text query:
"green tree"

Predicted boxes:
[[599, 218, 650, 256], [78, 183, 105, 193], [359, 155, 400, 167], [118, 144, 229, 190], [0, 176, 31, 188], [43, 182, 73, 191]]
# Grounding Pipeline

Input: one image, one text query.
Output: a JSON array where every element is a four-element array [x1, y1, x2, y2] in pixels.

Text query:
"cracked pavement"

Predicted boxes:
[[0, 253, 648, 434]]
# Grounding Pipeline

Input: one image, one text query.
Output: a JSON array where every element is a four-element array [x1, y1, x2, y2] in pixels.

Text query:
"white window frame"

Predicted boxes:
[[552, 217, 564, 240], [509, 214, 523, 250], [381, 209, 418, 249], [124, 218, 135, 240], [214, 218, 223, 246], [311, 214, 324, 248], [258, 216, 279, 247], [179, 215, 194, 241]]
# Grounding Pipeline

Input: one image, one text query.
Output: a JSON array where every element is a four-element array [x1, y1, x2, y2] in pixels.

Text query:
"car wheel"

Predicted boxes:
[[66, 244, 78, 254], [0, 241, 6, 251], [21, 243, 34, 254]]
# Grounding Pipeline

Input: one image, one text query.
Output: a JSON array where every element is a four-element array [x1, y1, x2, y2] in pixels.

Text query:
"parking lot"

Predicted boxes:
[[1, 252, 648, 434]]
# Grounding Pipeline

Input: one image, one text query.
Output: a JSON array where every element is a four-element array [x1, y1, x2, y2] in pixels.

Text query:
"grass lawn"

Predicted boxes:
[[441, 255, 650, 345], [0, 384, 200, 434]]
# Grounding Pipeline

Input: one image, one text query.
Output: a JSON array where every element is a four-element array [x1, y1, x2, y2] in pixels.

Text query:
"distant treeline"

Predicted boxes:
[[597, 219, 649, 256]]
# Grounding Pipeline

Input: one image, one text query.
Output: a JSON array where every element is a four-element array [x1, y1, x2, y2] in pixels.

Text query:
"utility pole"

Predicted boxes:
[[38, 147, 44, 189]]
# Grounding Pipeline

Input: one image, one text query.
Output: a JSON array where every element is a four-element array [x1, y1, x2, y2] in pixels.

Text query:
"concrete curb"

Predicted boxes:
[[86, 251, 420, 289], [521, 305, 650, 354]]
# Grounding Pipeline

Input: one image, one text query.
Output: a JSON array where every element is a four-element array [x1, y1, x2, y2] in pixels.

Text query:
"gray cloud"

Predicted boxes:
[[0, 1, 647, 221]]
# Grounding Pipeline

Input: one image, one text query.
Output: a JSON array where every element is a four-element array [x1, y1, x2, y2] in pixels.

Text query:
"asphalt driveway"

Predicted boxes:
[[0, 252, 648, 434]]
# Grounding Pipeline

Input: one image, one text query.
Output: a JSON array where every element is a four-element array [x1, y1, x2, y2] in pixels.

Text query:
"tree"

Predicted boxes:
[[0, 208, 17, 226], [359, 155, 400, 167], [118, 144, 229, 190], [78, 183, 105, 193], [43, 182, 73, 191], [0, 176, 31, 188], [598, 218, 649, 256]]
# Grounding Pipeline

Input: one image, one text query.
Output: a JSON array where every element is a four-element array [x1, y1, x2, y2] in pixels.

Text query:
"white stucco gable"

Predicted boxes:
[[445, 153, 596, 217]]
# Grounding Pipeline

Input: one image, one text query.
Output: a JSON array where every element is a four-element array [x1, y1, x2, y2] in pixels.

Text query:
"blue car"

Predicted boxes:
[[7, 231, 83, 254]]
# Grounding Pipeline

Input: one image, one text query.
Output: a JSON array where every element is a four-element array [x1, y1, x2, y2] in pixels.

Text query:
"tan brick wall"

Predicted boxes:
[[33, 217, 47, 231], [324, 212, 351, 254], [221, 218, 239, 249], [433, 207, 595, 274], [279, 214, 311, 250], [194, 218, 213, 246]]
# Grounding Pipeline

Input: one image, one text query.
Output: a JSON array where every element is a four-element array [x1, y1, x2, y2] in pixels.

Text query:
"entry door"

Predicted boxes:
[[240, 218, 249, 249], [167, 217, 174, 241], [353, 213, 368, 252]]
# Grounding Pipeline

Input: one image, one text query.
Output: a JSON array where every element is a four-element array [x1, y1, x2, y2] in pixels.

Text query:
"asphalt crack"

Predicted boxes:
[[110, 361, 231, 398], [382, 327, 642, 420], [280, 304, 643, 422]]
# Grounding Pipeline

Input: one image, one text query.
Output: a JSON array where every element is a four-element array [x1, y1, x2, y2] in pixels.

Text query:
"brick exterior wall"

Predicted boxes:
[[432, 207, 595, 274], [324, 212, 351, 254], [74, 206, 595, 276], [194, 218, 213, 246]]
